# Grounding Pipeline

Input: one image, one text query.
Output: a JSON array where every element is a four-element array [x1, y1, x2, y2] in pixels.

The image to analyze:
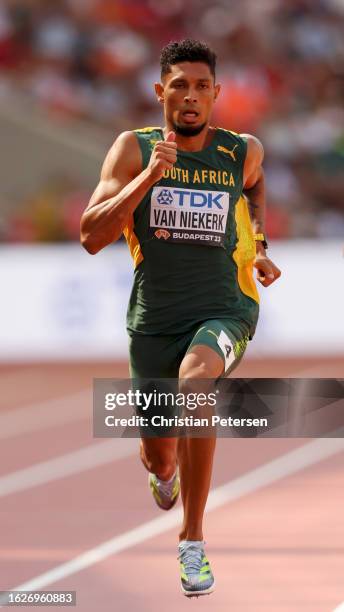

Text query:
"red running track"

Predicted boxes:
[[0, 358, 343, 612]]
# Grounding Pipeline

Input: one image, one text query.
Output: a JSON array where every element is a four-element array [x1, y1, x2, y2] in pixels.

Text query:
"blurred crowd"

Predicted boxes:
[[0, 0, 343, 241]]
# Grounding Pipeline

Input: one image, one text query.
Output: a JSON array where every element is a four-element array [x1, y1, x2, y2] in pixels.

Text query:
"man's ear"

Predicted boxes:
[[214, 83, 221, 101], [155, 82, 164, 104]]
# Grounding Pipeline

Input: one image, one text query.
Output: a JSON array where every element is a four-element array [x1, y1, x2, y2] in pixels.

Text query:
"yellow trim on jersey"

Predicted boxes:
[[216, 127, 240, 136], [232, 196, 259, 304], [134, 127, 161, 133], [123, 216, 144, 268]]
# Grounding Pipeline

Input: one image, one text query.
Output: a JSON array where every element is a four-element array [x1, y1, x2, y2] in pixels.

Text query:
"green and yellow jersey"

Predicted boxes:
[[123, 126, 259, 337]]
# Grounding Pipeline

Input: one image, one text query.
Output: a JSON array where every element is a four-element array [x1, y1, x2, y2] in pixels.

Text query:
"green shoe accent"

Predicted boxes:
[[178, 543, 215, 597], [149, 470, 180, 511]]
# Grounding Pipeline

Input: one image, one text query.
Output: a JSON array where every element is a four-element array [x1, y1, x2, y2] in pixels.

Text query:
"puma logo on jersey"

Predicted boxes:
[[217, 144, 239, 161], [155, 229, 171, 240]]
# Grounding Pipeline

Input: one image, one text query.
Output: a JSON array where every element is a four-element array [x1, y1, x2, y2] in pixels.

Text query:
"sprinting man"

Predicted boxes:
[[80, 39, 281, 597]]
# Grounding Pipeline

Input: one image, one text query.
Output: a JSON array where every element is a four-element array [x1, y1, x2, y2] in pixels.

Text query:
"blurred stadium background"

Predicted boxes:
[[0, 0, 343, 367], [1, 2, 344, 610]]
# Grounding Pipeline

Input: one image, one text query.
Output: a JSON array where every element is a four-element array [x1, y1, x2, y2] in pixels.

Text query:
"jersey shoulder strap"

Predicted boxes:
[[133, 126, 163, 168]]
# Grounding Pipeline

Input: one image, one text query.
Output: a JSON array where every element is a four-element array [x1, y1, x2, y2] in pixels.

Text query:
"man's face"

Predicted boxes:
[[155, 62, 220, 136]]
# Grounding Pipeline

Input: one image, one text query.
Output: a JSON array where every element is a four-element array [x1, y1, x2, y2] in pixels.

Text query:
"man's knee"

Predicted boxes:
[[140, 440, 176, 479], [178, 365, 211, 396], [179, 347, 224, 386]]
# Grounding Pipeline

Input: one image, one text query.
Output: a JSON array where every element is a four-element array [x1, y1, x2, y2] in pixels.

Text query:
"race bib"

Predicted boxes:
[[150, 186, 230, 246], [217, 330, 236, 371]]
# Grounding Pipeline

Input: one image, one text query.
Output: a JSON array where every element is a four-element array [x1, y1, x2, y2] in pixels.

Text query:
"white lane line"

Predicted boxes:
[[206, 437, 344, 511], [0, 438, 137, 498], [2, 436, 343, 600], [0, 390, 90, 440]]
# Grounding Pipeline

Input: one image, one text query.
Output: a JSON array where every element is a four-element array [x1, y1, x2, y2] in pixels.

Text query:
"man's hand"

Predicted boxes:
[[254, 253, 281, 287], [147, 131, 177, 182]]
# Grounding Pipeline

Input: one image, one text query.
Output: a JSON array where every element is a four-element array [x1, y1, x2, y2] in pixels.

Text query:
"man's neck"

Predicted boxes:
[[163, 125, 215, 152]]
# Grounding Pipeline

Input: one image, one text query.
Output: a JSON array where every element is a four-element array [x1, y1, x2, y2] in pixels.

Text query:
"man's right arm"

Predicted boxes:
[[80, 130, 177, 254], [80, 131, 149, 254]]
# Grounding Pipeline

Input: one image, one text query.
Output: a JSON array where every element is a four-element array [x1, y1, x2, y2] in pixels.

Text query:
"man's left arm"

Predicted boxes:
[[241, 133, 281, 288]]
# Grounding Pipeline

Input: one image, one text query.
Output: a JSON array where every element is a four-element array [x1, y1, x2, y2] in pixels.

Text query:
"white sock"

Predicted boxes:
[[178, 539, 204, 550], [156, 470, 176, 486]]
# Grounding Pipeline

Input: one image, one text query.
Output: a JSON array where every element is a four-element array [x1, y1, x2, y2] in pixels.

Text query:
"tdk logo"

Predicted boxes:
[[156, 188, 224, 209], [157, 189, 173, 205]]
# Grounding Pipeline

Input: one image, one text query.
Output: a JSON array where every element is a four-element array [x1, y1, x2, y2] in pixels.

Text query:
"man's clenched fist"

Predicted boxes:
[[254, 253, 281, 287], [148, 131, 177, 182]]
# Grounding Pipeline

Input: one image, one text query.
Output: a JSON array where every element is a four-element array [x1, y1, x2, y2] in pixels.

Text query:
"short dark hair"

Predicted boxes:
[[160, 39, 217, 79]]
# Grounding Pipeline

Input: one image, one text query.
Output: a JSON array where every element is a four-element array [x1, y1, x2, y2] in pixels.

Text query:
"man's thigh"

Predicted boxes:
[[129, 332, 191, 438], [129, 333, 190, 379], [185, 318, 250, 378]]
